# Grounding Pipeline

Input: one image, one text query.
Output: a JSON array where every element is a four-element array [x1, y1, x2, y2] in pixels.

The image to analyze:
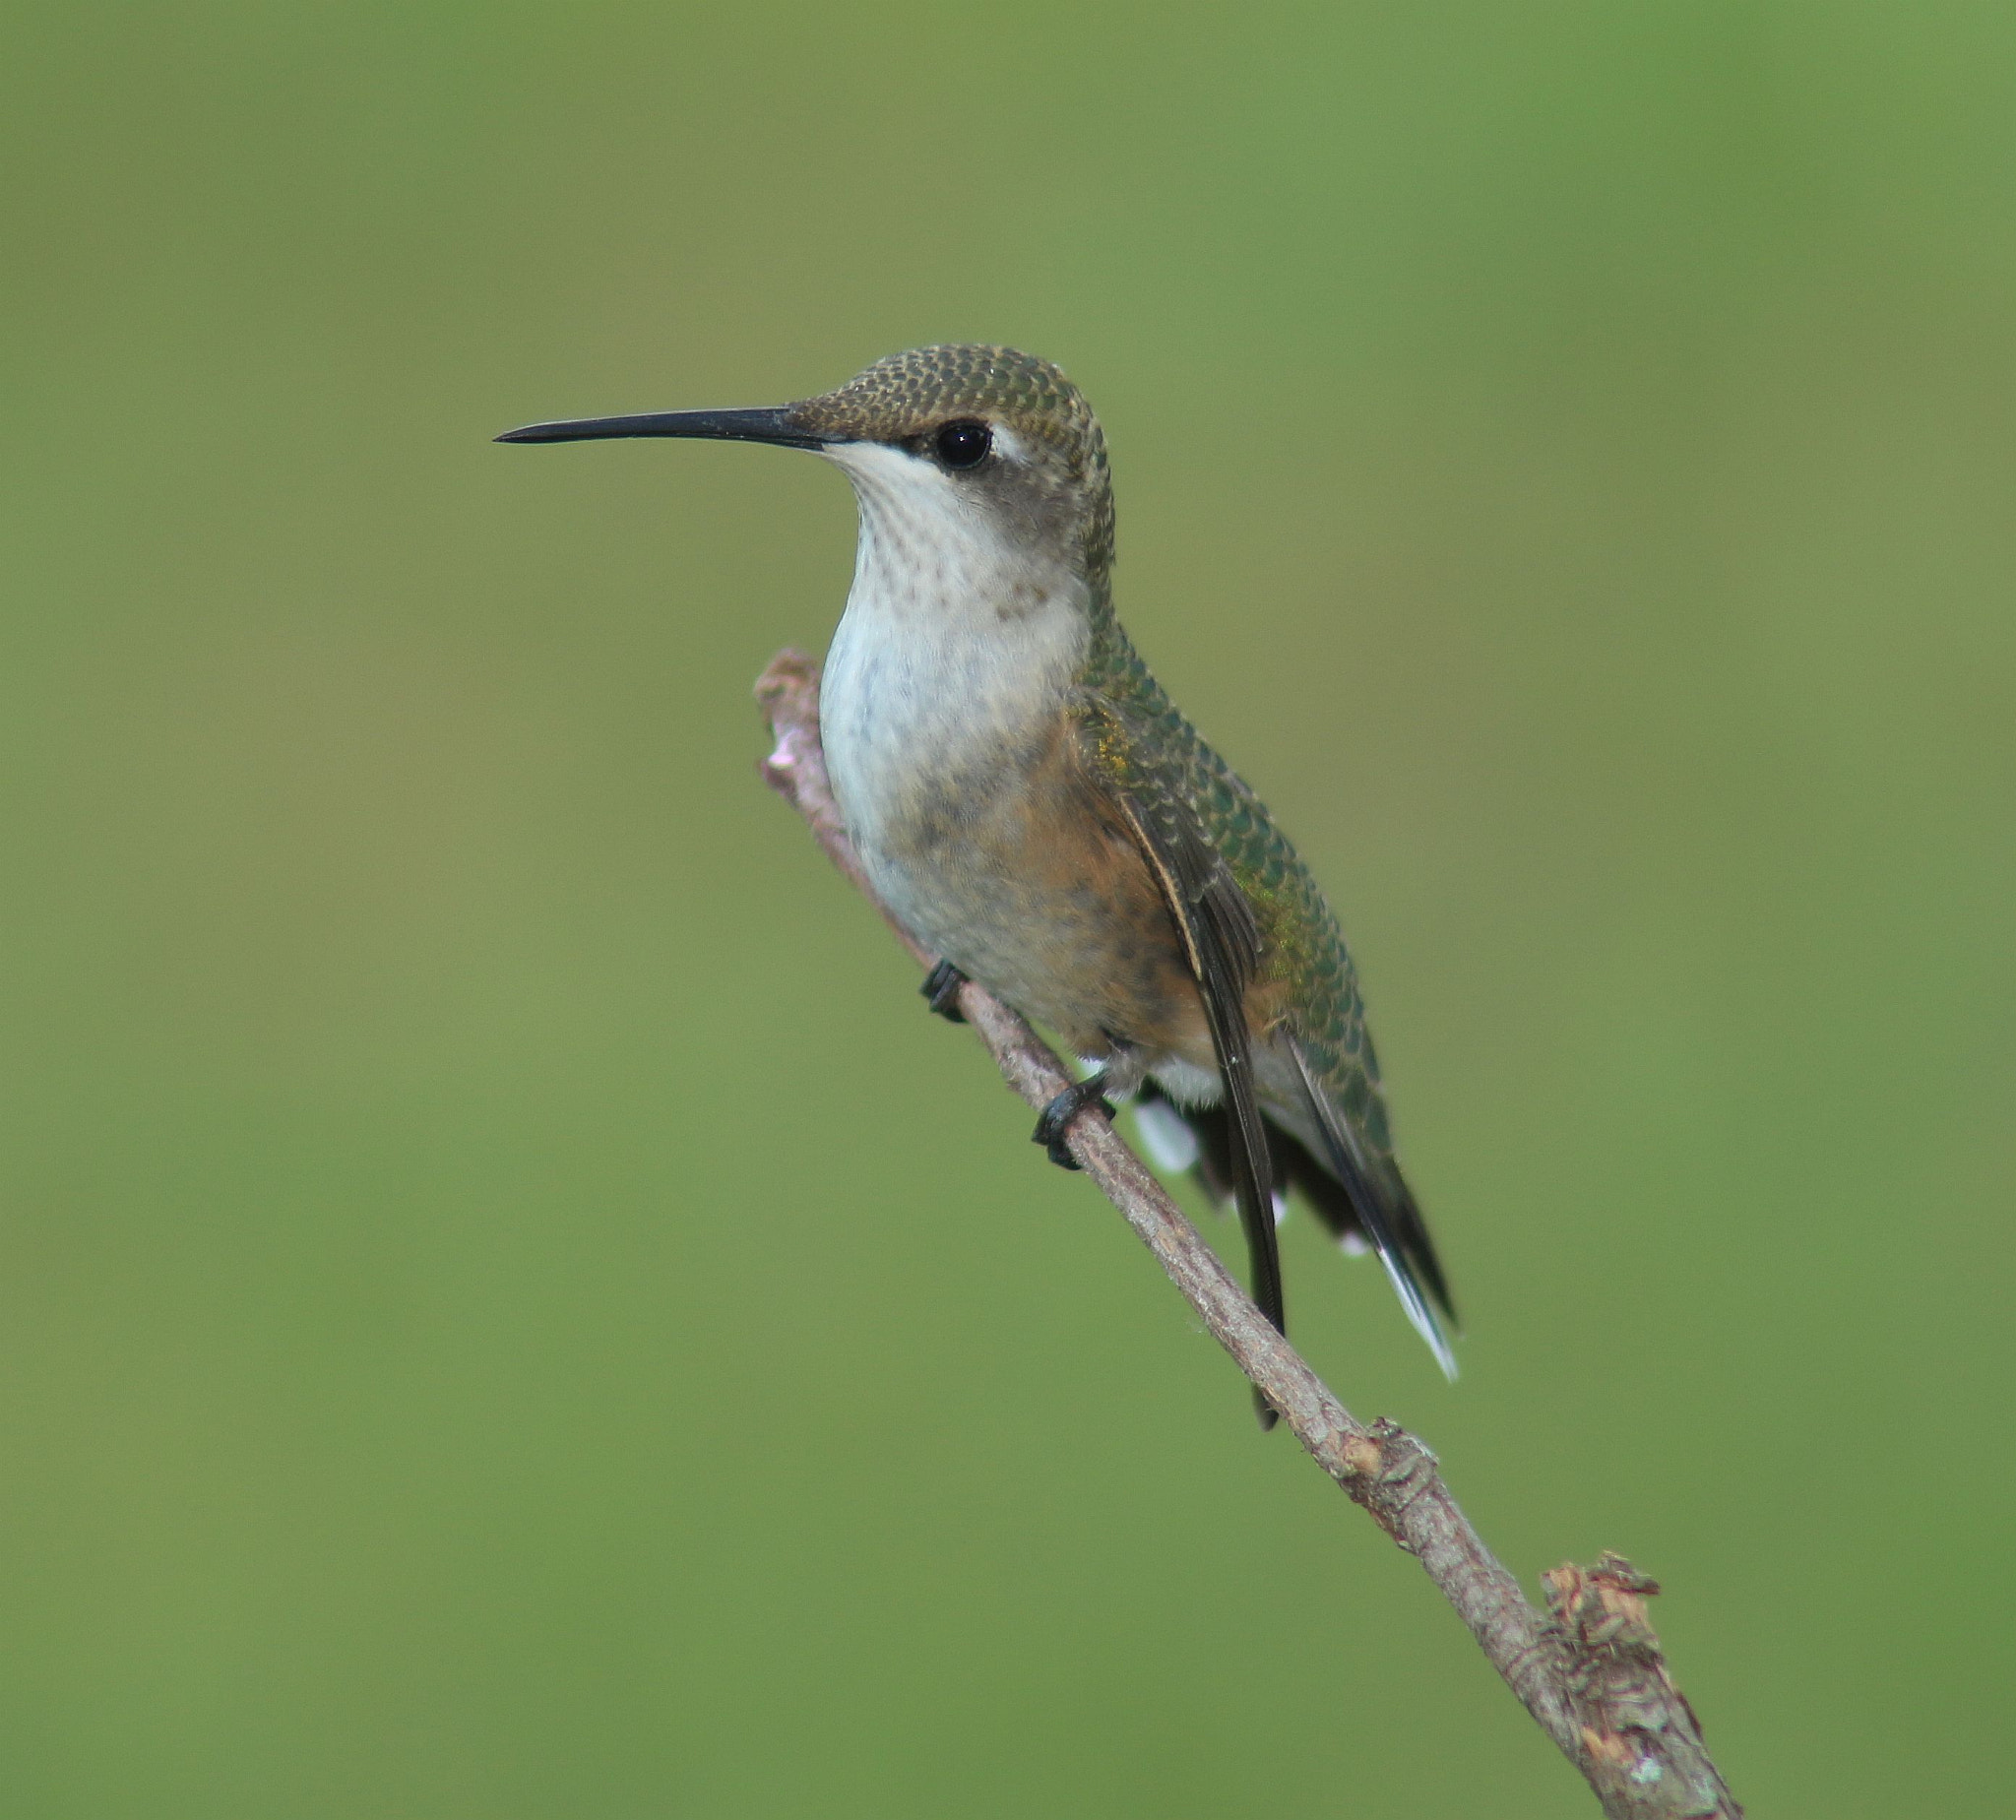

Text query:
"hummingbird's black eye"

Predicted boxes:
[[933, 419, 992, 470]]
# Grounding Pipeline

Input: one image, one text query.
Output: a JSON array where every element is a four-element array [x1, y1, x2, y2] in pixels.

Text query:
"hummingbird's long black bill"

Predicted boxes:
[[494, 405, 830, 449]]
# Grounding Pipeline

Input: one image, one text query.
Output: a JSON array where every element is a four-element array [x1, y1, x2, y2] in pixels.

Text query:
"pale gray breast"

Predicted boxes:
[[817, 443, 1091, 977]]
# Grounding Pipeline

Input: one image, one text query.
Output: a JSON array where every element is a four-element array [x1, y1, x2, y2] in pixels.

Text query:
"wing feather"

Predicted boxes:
[[1107, 788, 1286, 1358]]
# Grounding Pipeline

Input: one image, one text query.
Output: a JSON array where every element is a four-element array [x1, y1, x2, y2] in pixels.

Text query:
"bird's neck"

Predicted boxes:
[[818, 454, 1093, 837]]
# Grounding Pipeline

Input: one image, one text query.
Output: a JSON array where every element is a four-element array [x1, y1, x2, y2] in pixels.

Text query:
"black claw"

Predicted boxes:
[[1033, 1077, 1116, 1170], [920, 960, 969, 1023]]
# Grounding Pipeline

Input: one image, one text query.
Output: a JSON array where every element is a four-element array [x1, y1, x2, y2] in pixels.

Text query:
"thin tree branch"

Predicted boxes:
[[755, 649, 1740, 1820]]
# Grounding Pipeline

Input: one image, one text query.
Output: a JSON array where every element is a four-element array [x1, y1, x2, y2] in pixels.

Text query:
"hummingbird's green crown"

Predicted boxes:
[[798, 345, 1116, 592], [796, 345, 1099, 454]]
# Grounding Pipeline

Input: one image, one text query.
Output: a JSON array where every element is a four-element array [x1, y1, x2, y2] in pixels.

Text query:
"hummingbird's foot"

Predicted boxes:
[[1033, 1077, 1117, 1170], [920, 959, 970, 1023]]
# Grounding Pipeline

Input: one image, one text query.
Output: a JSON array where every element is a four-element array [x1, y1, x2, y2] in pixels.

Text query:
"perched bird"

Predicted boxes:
[[500, 345, 1457, 1416]]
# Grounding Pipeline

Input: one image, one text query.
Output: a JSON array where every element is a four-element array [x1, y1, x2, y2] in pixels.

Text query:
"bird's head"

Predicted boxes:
[[500, 345, 1116, 600]]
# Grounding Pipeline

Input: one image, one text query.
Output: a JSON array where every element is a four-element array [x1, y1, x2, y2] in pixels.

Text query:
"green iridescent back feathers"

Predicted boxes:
[[1077, 619, 1393, 1150]]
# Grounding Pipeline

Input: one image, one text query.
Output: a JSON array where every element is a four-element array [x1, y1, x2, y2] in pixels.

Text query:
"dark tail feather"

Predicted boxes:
[[1285, 1042, 1458, 1379], [1136, 1074, 1458, 1377], [1136, 1080, 1455, 1322], [1132, 1076, 1459, 1384]]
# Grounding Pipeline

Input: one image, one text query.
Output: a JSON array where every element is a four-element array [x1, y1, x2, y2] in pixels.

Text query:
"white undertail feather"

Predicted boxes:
[[1132, 1096, 1200, 1173], [1133, 1098, 1292, 1227], [1378, 1249, 1459, 1382]]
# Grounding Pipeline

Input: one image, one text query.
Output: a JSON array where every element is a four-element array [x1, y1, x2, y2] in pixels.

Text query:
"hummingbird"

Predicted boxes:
[[499, 345, 1458, 1414]]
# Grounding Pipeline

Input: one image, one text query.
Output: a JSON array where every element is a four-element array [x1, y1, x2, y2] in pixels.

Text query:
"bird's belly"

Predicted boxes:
[[877, 828, 1208, 1067], [828, 710, 1210, 1068]]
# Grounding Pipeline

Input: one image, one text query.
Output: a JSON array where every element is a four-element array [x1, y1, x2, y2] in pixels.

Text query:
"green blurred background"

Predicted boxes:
[[5, 3, 2011, 1814]]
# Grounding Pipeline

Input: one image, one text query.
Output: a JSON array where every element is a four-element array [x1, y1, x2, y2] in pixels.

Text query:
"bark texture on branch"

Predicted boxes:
[[755, 649, 1739, 1820]]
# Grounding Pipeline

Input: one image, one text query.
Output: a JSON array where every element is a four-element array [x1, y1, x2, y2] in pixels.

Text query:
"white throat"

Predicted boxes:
[[815, 440, 1089, 852]]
